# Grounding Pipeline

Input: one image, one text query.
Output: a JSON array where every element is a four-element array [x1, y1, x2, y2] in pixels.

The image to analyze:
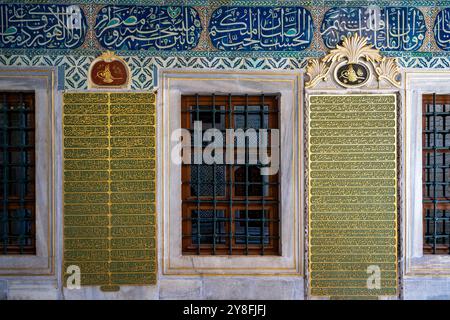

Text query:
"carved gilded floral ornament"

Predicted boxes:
[[88, 51, 131, 89], [305, 34, 401, 89]]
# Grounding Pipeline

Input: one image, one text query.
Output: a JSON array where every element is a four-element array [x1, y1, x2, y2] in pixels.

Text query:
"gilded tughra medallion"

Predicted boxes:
[[88, 51, 131, 89], [335, 62, 369, 87]]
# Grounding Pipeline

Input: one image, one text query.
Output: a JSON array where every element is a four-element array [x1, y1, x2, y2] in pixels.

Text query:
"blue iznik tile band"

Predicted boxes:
[[1, 1, 450, 90], [208, 6, 314, 51], [434, 7, 450, 51], [1, 2, 450, 53], [321, 7, 427, 51], [0, 4, 88, 49], [94, 5, 202, 51]]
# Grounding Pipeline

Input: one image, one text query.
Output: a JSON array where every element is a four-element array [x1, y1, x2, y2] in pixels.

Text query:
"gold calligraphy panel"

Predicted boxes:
[[63, 92, 156, 290], [308, 94, 397, 299]]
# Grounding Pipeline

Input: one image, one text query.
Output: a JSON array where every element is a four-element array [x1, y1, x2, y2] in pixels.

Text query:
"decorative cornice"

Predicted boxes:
[[323, 35, 382, 64], [374, 57, 402, 88], [305, 34, 401, 89], [97, 50, 119, 62], [305, 59, 330, 88]]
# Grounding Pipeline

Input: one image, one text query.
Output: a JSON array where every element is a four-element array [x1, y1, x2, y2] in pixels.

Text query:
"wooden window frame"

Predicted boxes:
[[0, 92, 36, 255], [181, 94, 280, 255], [422, 94, 450, 254]]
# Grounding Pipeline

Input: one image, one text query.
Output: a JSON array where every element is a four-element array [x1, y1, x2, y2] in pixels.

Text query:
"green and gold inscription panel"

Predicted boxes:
[[308, 94, 398, 299], [63, 92, 156, 290]]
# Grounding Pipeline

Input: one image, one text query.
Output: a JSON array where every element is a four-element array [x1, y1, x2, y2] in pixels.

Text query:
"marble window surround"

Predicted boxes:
[[0, 68, 57, 277], [159, 70, 303, 276], [404, 71, 450, 276]]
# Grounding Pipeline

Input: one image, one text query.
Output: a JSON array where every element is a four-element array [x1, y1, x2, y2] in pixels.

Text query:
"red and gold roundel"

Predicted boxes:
[[89, 51, 130, 89]]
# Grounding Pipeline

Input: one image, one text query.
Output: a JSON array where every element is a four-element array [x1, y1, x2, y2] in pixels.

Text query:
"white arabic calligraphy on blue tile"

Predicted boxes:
[[208, 6, 313, 51], [95, 5, 202, 51], [0, 4, 87, 49], [434, 8, 450, 51], [321, 7, 426, 51]]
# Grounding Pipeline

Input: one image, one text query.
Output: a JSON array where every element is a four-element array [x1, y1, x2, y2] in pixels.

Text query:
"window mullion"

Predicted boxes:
[[0, 92, 35, 255], [433, 93, 437, 254], [244, 94, 249, 255], [18, 93, 26, 254], [195, 94, 201, 255], [1, 94, 9, 254], [212, 94, 217, 255], [181, 94, 279, 255], [260, 94, 265, 255], [228, 94, 233, 255]]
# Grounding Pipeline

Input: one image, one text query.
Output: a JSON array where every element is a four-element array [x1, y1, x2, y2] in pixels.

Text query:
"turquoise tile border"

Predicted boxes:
[[0, 54, 448, 90]]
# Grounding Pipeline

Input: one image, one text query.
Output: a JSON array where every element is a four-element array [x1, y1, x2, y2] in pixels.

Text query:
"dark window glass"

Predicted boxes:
[[181, 94, 280, 255], [0, 92, 36, 255], [422, 94, 450, 254]]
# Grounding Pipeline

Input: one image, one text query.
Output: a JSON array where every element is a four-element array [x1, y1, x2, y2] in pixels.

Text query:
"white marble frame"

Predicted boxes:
[[0, 68, 56, 276], [404, 70, 450, 276], [159, 69, 302, 276]]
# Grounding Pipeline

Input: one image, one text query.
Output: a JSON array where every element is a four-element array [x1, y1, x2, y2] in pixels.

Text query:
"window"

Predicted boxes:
[[162, 71, 300, 275], [181, 94, 280, 255], [0, 92, 36, 255], [422, 94, 450, 254], [0, 68, 54, 276], [405, 72, 450, 275]]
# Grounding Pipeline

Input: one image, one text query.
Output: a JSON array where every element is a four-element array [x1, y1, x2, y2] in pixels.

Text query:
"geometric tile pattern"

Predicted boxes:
[[399, 56, 450, 68], [0, 54, 449, 90]]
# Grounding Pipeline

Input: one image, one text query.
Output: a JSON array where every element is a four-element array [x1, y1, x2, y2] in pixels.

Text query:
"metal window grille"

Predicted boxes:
[[181, 94, 280, 255], [423, 94, 450, 254], [0, 92, 36, 255]]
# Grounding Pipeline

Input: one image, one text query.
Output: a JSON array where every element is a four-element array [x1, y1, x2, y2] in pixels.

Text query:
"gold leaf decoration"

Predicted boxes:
[[305, 33, 400, 89], [308, 94, 398, 299], [63, 92, 157, 290], [305, 59, 331, 89], [374, 57, 401, 88], [323, 34, 382, 64], [98, 50, 117, 62]]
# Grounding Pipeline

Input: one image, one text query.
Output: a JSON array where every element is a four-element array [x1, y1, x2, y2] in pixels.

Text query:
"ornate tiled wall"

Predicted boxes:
[[0, 0, 448, 301], [0, 0, 449, 89]]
